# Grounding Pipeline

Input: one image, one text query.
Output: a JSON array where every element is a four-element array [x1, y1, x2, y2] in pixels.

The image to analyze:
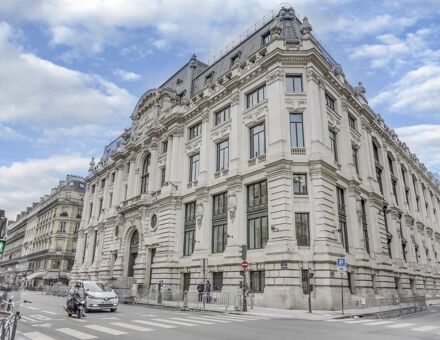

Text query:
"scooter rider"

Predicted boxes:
[[68, 281, 86, 317]]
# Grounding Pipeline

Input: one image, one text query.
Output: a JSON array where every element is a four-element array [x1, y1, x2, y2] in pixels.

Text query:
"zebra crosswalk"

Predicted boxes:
[[19, 313, 270, 340], [325, 317, 440, 336]]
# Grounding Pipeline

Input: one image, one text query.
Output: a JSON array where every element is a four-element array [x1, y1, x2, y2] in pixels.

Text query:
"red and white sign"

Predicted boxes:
[[241, 260, 249, 268]]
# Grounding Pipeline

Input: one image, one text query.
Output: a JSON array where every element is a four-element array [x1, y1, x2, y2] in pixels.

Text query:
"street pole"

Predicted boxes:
[[242, 267, 247, 312], [308, 269, 312, 313], [203, 258, 206, 310], [341, 271, 344, 315]]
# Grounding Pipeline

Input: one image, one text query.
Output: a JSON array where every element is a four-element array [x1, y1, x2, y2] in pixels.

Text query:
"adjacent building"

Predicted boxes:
[[0, 175, 85, 287], [71, 7, 440, 309]]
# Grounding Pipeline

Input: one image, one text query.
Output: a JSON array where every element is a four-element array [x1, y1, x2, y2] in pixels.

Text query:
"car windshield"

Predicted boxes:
[[84, 282, 112, 292]]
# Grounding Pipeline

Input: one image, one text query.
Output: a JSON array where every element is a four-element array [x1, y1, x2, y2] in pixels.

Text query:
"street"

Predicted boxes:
[[12, 292, 440, 340]]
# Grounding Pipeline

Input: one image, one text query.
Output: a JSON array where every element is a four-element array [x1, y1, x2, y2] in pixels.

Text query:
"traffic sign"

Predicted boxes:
[[241, 260, 249, 268], [336, 258, 346, 268]]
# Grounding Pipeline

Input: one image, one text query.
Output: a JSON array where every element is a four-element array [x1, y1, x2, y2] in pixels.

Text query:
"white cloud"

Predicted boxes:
[[350, 29, 434, 69], [113, 69, 141, 81], [0, 155, 89, 219], [395, 125, 440, 174], [0, 22, 136, 127], [371, 64, 440, 112], [0, 123, 25, 140]]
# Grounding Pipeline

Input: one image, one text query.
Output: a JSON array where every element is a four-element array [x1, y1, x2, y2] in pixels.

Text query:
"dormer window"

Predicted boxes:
[[261, 31, 271, 46], [230, 52, 241, 68], [204, 72, 214, 85], [177, 90, 185, 104]]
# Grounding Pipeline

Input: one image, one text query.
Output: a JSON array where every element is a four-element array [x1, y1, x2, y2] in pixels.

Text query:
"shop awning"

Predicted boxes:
[[25, 272, 46, 281]]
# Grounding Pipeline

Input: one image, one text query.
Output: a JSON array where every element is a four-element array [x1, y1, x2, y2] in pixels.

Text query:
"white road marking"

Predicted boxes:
[[152, 318, 196, 326], [41, 311, 58, 315], [56, 328, 97, 339], [21, 331, 57, 340], [202, 315, 246, 322], [188, 316, 230, 323], [133, 320, 176, 328], [110, 322, 154, 332], [387, 323, 415, 328], [140, 314, 156, 317], [223, 315, 267, 320], [172, 317, 214, 325], [412, 325, 440, 332], [30, 314, 52, 321], [21, 316, 37, 323], [325, 319, 343, 322], [26, 306, 39, 310], [344, 319, 375, 324], [365, 321, 393, 326], [84, 324, 128, 335]]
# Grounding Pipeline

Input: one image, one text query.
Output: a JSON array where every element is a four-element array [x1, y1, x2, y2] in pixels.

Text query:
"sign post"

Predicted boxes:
[[336, 258, 347, 315], [241, 260, 248, 312], [201, 258, 208, 309]]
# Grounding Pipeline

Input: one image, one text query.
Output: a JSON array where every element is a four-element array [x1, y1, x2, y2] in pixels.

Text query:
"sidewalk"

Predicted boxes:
[[228, 307, 342, 320]]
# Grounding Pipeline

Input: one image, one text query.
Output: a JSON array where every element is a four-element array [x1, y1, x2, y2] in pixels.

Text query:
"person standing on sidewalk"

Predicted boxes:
[[197, 282, 204, 302], [205, 280, 211, 303]]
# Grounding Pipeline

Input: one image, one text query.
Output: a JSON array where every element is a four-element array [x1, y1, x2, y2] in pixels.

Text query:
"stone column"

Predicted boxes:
[[127, 153, 136, 199], [192, 191, 210, 262], [198, 113, 210, 186], [149, 141, 159, 192], [165, 135, 173, 182], [170, 127, 184, 184], [224, 178, 244, 259], [306, 66, 326, 161], [360, 120, 376, 192], [346, 186, 364, 258], [228, 91, 241, 177], [112, 164, 123, 205], [264, 160, 297, 257]]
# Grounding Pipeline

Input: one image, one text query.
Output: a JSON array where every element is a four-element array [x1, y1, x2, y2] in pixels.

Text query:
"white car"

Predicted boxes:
[[80, 281, 118, 312]]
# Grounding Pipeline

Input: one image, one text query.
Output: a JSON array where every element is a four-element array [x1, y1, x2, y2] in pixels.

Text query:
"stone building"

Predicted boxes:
[[0, 175, 85, 287], [71, 7, 440, 309]]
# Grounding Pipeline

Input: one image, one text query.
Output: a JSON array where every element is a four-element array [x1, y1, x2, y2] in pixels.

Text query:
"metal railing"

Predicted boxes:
[[344, 295, 427, 318], [0, 313, 19, 340]]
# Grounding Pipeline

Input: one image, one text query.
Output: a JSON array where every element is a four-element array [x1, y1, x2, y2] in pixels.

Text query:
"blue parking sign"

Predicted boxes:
[[337, 258, 346, 268]]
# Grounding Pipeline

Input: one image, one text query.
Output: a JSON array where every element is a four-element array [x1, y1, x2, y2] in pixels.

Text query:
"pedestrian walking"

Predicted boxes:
[[197, 282, 204, 302], [205, 280, 211, 303]]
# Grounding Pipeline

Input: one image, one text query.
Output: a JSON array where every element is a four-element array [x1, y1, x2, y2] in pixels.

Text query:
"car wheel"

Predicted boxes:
[[110, 308, 117, 312]]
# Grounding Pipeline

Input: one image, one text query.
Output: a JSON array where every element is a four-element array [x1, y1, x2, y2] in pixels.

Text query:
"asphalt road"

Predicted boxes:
[[12, 292, 440, 340]]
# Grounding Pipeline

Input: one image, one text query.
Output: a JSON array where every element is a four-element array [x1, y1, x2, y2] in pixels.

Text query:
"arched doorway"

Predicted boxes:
[[127, 230, 139, 278]]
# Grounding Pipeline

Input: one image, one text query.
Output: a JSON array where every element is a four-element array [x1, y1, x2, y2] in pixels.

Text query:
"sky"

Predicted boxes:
[[0, 0, 440, 219]]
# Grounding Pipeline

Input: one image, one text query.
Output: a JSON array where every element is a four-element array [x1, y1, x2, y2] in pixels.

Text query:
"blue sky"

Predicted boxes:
[[0, 0, 439, 218]]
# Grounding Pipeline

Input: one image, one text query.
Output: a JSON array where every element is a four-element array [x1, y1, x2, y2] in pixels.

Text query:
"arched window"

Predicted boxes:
[[141, 154, 151, 194], [127, 230, 139, 277]]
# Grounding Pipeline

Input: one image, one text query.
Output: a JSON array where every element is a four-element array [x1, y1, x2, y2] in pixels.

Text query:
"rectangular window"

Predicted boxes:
[[91, 230, 98, 264], [212, 192, 228, 253], [82, 234, 87, 263], [295, 213, 310, 246], [261, 31, 271, 46], [215, 106, 230, 126], [161, 167, 166, 187], [247, 181, 268, 211], [109, 192, 113, 208], [162, 140, 168, 154], [189, 122, 202, 140], [184, 202, 196, 256], [88, 203, 93, 221], [59, 222, 66, 233], [337, 187, 349, 252], [301, 269, 310, 294], [212, 272, 224, 291], [376, 167, 383, 195], [289, 113, 304, 148], [247, 216, 268, 249], [293, 174, 307, 195], [383, 207, 392, 258], [373, 142, 380, 164], [111, 172, 115, 183], [189, 153, 200, 182], [250, 123, 265, 158], [250, 271, 265, 292], [348, 114, 356, 130], [361, 200, 370, 254], [246, 85, 265, 108], [325, 93, 335, 111], [216, 140, 229, 171], [329, 129, 338, 162], [286, 75, 303, 93], [101, 178, 106, 189], [352, 147, 359, 175], [91, 184, 96, 194]]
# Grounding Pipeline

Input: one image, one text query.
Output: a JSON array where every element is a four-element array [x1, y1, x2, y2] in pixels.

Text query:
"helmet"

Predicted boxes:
[[75, 281, 81, 287]]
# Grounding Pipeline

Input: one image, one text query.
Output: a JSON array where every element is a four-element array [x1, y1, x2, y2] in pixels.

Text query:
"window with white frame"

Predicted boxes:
[[246, 85, 265, 108]]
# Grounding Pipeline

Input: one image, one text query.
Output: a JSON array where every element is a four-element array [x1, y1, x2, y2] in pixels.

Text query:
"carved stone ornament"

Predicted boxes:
[[300, 16, 312, 38], [196, 201, 204, 228], [285, 97, 307, 112], [227, 192, 237, 222], [266, 69, 284, 85], [270, 16, 283, 40], [354, 81, 366, 96]]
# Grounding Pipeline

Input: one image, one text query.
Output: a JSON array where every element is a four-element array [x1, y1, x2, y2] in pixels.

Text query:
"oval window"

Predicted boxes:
[[151, 214, 158, 230]]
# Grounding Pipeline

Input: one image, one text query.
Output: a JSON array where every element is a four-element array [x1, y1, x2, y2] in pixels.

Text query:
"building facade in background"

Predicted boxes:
[[0, 175, 85, 287], [71, 7, 440, 309]]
